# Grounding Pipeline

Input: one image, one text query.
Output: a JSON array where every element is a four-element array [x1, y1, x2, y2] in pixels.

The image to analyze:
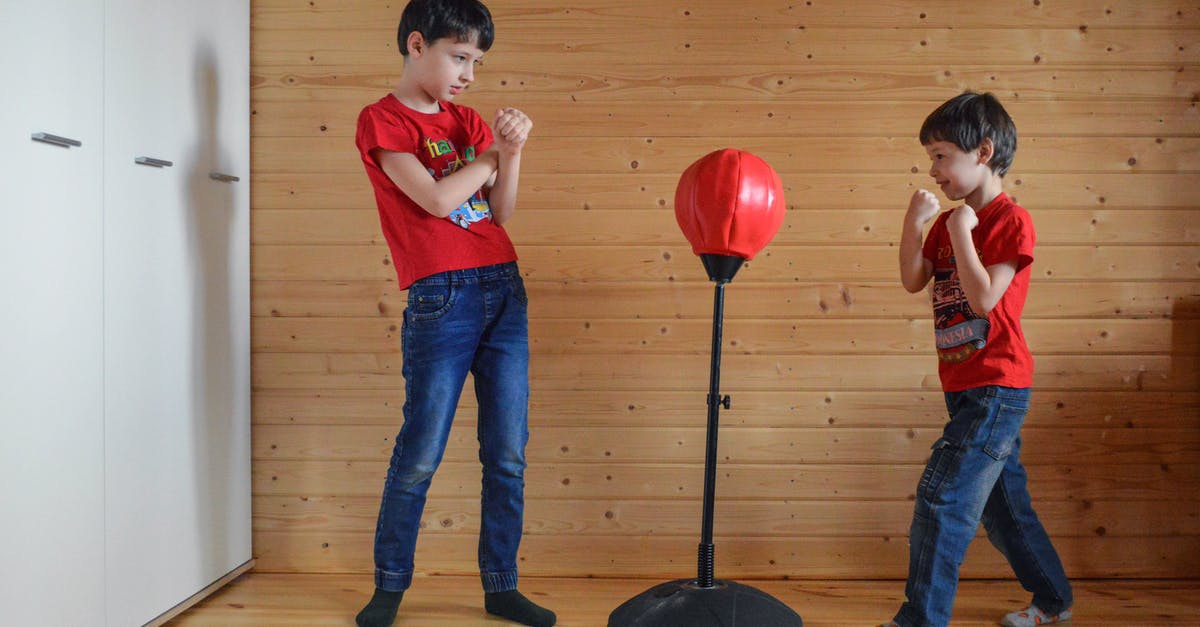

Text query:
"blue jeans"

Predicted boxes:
[[895, 386, 1073, 627], [372, 262, 530, 594]]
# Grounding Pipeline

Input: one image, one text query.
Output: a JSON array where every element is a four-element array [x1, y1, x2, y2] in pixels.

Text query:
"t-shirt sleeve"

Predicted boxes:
[[982, 209, 1035, 271], [464, 106, 495, 154], [356, 105, 418, 169]]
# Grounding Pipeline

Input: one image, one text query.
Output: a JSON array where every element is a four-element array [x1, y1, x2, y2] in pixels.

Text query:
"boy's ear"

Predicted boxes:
[[976, 138, 995, 166], [406, 31, 426, 57]]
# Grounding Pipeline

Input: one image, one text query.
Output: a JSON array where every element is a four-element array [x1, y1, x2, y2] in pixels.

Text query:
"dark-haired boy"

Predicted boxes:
[[352, 1, 553, 625], [883, 92, 1074, 627]]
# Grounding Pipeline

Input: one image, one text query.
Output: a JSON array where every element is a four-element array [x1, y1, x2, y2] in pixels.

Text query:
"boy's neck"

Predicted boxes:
[[392, 80, 441, 114], [965, 174, 1004, 212]]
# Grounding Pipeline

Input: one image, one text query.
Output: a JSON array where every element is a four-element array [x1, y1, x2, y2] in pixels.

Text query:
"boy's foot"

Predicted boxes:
[[485, 589, 556, 626], [1001, 605, 1073, 627], [355, 588, 404, 627]]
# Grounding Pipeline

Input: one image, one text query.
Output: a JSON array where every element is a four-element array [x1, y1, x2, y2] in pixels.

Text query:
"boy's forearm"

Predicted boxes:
[[378, 148, 498, 219], [488, 151, 522, 225], [948, 225, 991, 313], [427, 156, 498, 218], [898, 217, 931, 292]]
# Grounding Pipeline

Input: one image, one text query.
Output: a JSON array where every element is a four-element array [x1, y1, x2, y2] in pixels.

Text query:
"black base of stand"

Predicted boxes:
[[607, 579, 804, 627]]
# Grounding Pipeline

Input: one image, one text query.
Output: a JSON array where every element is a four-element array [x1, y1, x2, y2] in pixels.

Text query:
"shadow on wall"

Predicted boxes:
[[184, 39, 241, 579], [1169, 295, 1200, 397], [1168, 296, 1200, 563]]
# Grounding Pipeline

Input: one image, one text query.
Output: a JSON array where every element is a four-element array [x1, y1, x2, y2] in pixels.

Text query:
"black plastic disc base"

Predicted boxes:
[[607, 578, 803, 627]]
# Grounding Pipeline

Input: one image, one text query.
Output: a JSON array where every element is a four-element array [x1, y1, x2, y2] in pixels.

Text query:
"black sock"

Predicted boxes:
[[355, 588, 404, 627], [485, 589, 556, 626]]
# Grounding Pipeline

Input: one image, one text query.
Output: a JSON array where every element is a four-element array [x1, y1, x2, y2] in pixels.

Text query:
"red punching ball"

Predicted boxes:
[[674, 148, 786, 262]]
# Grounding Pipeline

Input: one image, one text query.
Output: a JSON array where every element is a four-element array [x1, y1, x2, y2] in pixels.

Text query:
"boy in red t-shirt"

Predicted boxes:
[[884, 92, 1074, 627], [352, 1, 553, 626]]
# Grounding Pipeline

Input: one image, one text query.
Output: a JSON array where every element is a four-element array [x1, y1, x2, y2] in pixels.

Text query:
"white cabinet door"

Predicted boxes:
[[103, 0, 250, 624], [202, 0, 254, 582], [183, 0, 253, 597], [177, 0, 254, 599], [0, 1, 106, 624]]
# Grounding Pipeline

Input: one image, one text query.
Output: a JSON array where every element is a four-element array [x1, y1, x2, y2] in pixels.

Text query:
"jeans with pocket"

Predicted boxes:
[[372, 262, 530, 594], [894, 386, 1073, 626]]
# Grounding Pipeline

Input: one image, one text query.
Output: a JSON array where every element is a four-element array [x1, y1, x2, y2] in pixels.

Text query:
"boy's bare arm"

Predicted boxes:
[[899, 189, 937, 293], [486, 107, 532, 226], [374, 147, 499, 218], [947, 205, 1018, 315]]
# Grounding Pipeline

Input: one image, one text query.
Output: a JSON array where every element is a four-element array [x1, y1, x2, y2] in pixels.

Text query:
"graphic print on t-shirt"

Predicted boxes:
[[423, 135, 492, 229], [931, 263, 991, 364]]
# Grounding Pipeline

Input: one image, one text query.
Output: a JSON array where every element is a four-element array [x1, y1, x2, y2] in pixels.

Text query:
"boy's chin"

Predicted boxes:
[[940, 187, 967, 202]]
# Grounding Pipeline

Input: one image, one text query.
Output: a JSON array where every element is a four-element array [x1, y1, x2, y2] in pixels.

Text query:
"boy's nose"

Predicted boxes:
[[461, 65, 474, 83]]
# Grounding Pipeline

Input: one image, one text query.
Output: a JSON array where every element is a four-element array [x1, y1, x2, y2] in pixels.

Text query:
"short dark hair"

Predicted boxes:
[[919, 91, 1017, 177], [397, 0, 494, 56]]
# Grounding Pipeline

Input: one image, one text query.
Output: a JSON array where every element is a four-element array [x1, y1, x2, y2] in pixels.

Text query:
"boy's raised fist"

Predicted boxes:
[[493, 107, 532, 151], [907, 189, 941, 226]]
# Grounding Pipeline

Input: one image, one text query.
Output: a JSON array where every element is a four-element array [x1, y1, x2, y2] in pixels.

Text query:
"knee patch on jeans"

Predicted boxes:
[[392, 459, 440, 487]]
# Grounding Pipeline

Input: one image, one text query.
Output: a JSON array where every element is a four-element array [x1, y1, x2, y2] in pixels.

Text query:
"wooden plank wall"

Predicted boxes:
[[249, 0, 1200, 579]]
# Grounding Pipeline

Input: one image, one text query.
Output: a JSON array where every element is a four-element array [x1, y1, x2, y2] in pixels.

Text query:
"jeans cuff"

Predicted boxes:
[[375, 568, 413, 592], [481, 570, 518, 593], [1033, 596, 1073, 616]]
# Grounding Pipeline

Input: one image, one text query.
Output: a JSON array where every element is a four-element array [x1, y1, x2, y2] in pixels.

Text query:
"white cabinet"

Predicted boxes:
[[103, 1, 251, 624], [1, 1, 250, 624], [0, 0, 107, 624]]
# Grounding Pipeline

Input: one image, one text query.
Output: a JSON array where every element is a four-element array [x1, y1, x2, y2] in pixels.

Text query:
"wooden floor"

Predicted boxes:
[[170, 574, 1200, 626]]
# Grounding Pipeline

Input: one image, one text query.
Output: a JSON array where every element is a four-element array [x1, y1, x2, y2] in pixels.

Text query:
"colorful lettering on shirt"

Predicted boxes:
[[425, 137, 455, 158]]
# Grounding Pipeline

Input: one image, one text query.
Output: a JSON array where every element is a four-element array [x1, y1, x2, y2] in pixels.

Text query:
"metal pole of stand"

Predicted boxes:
[[606, 262, 804, 626], [698, 279, 730, 588]]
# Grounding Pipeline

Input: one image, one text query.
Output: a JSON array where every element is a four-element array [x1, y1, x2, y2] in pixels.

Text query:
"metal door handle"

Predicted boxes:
[[135, 156, 174, 168], [31, 132, 82, 148], [209, 172, 240, 182]]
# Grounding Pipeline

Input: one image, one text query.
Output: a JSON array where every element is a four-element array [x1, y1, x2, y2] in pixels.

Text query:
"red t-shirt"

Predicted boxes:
[[355, 94, 517, 289], [921, 193, 1036, 392]]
